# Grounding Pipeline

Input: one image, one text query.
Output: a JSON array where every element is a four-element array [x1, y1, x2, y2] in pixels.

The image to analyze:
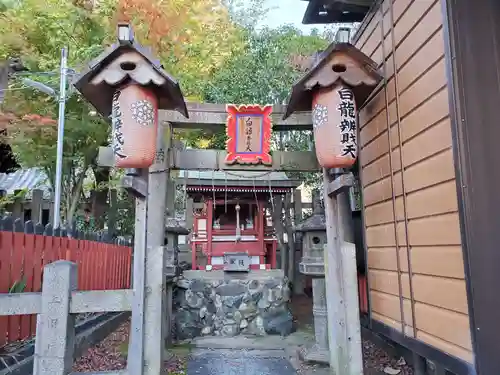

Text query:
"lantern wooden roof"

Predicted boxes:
[[283, 42, 382, 119], [73, 24, 188, 119]]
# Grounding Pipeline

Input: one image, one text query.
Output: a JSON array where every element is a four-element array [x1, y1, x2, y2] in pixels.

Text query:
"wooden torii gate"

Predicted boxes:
[[84, 25, 381, 375], [96, 110, 324, 375], [0, 25, 379, 375], [72, 24, 334, 375]]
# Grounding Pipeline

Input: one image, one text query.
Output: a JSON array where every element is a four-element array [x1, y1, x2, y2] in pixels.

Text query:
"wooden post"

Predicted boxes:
[[293, 188, 303, 294], [12, 192, 23, 220], [272, 196, 287, 273], [293, 189, 303, 223], [31, 189, 43, 224], [164, 177, 176, 346], [49, 194, 55, 226], [285, 191, 295, 285], [185, 198, 194, 230], [322, 168, 362, 375], [107, 189, 118, 238]]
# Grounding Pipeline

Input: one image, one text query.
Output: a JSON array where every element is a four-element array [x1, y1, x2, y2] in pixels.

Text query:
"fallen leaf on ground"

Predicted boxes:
[[383, 366, 402, 375]]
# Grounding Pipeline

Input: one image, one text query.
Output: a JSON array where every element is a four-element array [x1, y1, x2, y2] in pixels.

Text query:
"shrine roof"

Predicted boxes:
[[0, 168, 52, 200], [301, 0, 374, 24], [175, 170, 301, 189]]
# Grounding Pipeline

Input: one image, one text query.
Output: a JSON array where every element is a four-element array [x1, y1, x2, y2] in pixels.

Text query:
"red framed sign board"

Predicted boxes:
[[224, 104, 273, 165]]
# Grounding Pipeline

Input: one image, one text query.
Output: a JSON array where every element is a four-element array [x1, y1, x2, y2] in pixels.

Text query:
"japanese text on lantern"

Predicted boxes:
[[337, 88, 357, 158], [111, 90, 126, 159]]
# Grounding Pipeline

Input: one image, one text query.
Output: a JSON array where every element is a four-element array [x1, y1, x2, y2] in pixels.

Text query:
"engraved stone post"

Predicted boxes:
[[296, 191, 329, 364], [311, 278, 329, 359], [165, 216, 189, 346], [143, 244, 167, 375], [142, 121, 169, 375], [33, 261, 77, 375]]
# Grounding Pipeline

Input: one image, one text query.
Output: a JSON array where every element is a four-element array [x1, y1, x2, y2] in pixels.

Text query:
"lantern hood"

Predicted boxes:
[[73, 25, 189, 119], [283, 42, 382, 120], [295, 192, 326, 232]]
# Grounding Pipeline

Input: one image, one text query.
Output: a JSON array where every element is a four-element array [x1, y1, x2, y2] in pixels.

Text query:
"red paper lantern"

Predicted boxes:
[[111, 84, 158, 168], [312, 85, 357, 168]]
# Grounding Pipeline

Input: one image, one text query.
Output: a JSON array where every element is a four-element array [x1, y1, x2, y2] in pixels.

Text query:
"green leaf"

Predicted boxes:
[[9, 276, 27, 293]]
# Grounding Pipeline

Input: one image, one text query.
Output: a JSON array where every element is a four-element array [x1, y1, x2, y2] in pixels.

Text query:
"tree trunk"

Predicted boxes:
[[66, 168, 87, 226], [271, 195, 287, 274], [91, 166, 110, 229], [284, 192, 295, 284]]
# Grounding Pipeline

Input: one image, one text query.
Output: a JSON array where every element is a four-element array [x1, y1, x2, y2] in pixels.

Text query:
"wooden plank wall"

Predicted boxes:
[[355, 0, 472, 363]]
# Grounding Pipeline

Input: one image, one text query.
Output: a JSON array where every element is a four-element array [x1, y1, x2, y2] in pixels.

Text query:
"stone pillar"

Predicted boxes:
[[33, 261, 77, 375], [142, 122, 169, 375], [128, 121, 170, 375], [296, 190, 330, 364], [308, 278, 329, 362], [165, 218, 189, 346]]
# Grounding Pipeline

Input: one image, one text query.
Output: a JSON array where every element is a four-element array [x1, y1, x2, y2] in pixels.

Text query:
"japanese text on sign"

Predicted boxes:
[[223, 253, 250, 272], [229, 258, 246, 267], [337, 88, 357, 158], [245, 117, 253, 151], [111, 91, 126, 159]]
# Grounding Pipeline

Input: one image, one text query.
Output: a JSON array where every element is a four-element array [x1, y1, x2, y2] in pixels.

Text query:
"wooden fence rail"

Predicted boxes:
[[0, 216, 132, 348]]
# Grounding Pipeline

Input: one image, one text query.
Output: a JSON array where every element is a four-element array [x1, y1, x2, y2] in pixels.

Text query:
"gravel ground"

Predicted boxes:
[[290, 295, 414, 375], [289, 340, 412, 375], [72, 320, 128, 372], [290, 339, 414, 375], [72, 319, 187, 374], [70, 294, 414, 375], [362, 339, 414, 375]]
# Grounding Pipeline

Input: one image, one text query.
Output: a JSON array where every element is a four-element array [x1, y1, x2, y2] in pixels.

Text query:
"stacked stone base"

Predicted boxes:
[[173, 270, 294, 339]]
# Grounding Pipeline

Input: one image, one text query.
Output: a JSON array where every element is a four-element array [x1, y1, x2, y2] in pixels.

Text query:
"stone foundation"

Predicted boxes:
[[173, 270, 294, 339]]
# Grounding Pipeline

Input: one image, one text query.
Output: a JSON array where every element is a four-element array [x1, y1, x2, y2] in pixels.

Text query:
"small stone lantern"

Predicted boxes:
[[295, 191, 329, 364], [165, 217, 190, 279]]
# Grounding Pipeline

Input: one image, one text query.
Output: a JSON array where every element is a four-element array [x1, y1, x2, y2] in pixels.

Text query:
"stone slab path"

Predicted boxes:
[[188, 348, 297, 375]]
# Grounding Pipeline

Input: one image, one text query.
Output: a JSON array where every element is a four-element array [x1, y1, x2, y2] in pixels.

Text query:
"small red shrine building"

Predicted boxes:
[[179, 170, 301, 271]]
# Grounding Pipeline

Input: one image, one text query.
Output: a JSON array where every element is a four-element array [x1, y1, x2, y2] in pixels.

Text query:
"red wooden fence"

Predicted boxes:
[[0, 230, 132, 348]]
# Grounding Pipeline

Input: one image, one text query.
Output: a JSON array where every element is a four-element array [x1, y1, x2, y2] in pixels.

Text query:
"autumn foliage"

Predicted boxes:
[[115, 0, 245, 96]]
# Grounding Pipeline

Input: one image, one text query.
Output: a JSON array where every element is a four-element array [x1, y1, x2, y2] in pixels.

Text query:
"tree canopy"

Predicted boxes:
[[0, 0, 333, 231], [0, 0, 249, 228]]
